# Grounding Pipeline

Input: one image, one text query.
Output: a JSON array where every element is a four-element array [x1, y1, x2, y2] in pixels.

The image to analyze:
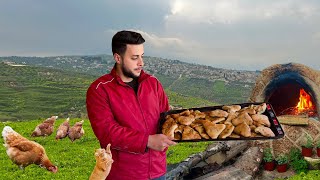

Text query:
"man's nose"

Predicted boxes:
[[138, 58, 144, 66]]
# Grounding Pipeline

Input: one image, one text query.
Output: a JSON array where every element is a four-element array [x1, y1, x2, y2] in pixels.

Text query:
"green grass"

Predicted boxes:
[[0, 63, 95, 121], [276, 170, 320, 180], [166, 90, 217, 108], [0, 119, 210, 179], [166, 141, 212, 165], [0, 119, 99, 179], [0, 61, 253, 122], [168, 77, 253, 105]]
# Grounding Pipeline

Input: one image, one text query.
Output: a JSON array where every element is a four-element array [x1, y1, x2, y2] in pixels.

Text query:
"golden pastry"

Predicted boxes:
[[162, 118, 178, 139], [222, 105, 241, 113], [218, 122, 235, 139], [251, 114, 270, 127], [201, 120, 226, 139], [182, 126, 202, 140], [233, 122, 251, 137], [209, 109, 229, 118], [255, 126, 275, 137]]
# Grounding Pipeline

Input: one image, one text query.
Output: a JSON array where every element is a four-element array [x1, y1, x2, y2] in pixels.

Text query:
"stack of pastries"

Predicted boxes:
[[161, 103, 275, 141]]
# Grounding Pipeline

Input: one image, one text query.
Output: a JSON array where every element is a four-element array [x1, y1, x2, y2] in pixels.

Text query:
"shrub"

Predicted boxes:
[[316, 140, 320, 148], [286, 170, 320, 179], [303, 134, 313, 148], [289, 148, 302, 162], [290, 159, 309, 173], [289, 148, 309, 173], [276, 154, 288, 165], [263, 148, 274, 162]]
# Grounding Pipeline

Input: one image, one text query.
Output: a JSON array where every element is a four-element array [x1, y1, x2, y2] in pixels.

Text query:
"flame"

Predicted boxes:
[[296, 89, 313, 111]]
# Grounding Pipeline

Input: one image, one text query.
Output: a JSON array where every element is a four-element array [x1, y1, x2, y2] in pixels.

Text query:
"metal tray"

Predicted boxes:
[[158, 102, 285, 142]]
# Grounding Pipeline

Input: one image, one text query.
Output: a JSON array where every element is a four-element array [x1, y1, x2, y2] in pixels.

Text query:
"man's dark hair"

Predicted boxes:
[[112, 30, 145, 56]]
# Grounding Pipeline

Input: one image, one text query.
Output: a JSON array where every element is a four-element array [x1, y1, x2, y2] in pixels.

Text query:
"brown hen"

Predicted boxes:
[[31, 116, 58, 137], [68, 120, 85, 142], [2, 126, 58, 173], [55, 117, 70, 140]]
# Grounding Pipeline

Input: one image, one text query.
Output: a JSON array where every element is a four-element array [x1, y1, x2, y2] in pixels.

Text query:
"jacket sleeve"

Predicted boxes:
[[86, 85, 149, 154]]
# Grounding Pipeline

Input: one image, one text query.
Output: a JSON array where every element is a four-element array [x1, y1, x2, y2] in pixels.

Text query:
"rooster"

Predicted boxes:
[[68, 120, 85, 142], [55, 117, 70, 140], [31, 116, 58, 137], [2, 126, 58, 173]]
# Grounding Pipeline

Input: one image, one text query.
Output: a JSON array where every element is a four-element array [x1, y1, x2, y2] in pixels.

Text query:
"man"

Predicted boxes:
[[86, 30, 176, 180]]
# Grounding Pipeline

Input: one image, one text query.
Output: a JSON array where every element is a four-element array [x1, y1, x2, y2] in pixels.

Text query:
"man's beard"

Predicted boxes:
[[121, 63, 139, 79]]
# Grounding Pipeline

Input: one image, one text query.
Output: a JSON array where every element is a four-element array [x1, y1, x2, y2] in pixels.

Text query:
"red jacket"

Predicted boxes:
[[86, 67, 169, 180]]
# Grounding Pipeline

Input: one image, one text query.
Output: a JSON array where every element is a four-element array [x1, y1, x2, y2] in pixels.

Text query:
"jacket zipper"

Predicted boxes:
[[122, 78, 152, 178], [135, 81, 152, 179]]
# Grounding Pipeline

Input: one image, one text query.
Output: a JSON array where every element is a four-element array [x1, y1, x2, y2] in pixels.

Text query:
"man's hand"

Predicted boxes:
[[147, 134, 177, 151]]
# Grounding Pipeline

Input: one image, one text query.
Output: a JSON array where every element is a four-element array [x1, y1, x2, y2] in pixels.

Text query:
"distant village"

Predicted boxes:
[[1, 55, 260, 84]]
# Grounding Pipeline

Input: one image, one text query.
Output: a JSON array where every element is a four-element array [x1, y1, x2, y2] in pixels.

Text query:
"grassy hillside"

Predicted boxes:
[[166, 90, 217, 108], [0, 119, 210, 179], [1, 55, 256, 105], [168, 77, 251, 105], [0, 63, 96, 121], [0, 62, 222, 122], [0, 61, 251, 122]]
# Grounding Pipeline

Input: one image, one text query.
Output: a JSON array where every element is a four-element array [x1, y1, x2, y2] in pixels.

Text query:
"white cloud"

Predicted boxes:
[[104, 29, 185, 50], [166, 0, 319, 24], [104, 26, 320, 71], [137, 30, 184, 48], [3, 1, 319, 71]]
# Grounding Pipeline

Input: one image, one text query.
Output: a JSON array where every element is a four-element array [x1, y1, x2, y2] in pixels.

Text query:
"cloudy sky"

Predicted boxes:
[[1, 0, 320, 70]]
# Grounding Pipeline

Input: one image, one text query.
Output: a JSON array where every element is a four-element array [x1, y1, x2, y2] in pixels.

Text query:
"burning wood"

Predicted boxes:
[[279, 88, 316, 117], [296, 89, 314, 112]]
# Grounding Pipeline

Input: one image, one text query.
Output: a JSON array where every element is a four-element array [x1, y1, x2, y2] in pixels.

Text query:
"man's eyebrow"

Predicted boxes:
[[132, 53, 144, 57]]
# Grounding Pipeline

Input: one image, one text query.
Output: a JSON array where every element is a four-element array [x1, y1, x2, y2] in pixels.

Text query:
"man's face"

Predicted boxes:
[[119, 44, 144, 80]]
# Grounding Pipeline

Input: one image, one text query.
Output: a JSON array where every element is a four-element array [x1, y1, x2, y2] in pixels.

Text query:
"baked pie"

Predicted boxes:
[[161, 103, 275, 141]]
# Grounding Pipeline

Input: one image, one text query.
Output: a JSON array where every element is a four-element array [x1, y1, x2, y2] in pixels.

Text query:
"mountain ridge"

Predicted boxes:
[[0, 55, 259, 121], [0, 55, 260, 83]]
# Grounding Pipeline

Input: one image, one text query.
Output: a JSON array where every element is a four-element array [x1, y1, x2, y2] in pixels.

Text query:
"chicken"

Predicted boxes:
[[89, 144, 113, 180], [68, 120, 85, 142], [2, 126, 58, 173], [31, 116, 58, 137], [55, 117, 70, 140]]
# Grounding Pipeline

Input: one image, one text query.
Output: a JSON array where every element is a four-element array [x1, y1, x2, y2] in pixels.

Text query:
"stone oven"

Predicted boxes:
[[249, 63, 320, 118], [248, 63, 320, 158]]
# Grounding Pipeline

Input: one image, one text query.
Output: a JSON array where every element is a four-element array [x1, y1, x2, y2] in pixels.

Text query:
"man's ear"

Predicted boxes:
[[114, 53, 121, 64]]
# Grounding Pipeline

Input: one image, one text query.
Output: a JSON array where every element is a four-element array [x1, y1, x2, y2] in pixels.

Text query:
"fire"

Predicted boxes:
[[296, 89, 314, 112]]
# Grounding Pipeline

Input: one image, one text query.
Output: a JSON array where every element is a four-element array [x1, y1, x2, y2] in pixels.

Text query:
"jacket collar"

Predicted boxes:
[[110, 65, 150, 86]]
